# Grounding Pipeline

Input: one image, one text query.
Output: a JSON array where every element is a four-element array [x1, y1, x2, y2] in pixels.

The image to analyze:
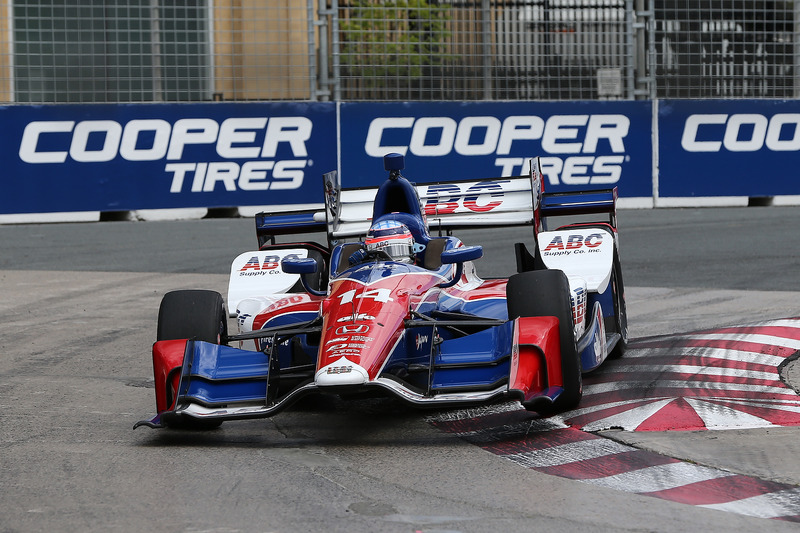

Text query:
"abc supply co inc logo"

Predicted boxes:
[[364, 114, 631, 185], [542, 232, 605, 257], [17, 117, 313, 193]]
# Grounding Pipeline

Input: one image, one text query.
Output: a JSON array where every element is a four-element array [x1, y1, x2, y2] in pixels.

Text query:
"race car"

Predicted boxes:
[[135, 153, 626, 430]]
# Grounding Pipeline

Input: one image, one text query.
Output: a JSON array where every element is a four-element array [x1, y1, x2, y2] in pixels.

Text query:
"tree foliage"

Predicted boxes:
[[340, 0, 451, 80]]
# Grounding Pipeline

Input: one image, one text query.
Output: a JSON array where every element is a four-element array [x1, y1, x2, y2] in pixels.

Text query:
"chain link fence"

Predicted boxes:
[[2, 0, 316, 103], [655, 0, 795, 98], [1, 0, 797, 103], [337, 0, 634, 101]]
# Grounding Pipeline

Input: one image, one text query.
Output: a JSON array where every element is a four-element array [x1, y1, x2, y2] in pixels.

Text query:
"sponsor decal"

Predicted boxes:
[[336, 324, 370, 335], [17, 116, 312, 193], [424, 180, 509, 215], [327, 348, 361, 355], [337, 287, 393, 304], [263, 294, 306, 313], [415, 333, 429, 350], [570, 286, 587, 329], [543, 233, 604, 256], [326, 366, 353, 375], [336, 314, 376, 323], [238, 254, 302, 276], [326, 343, 349, 352], [237, 312, 252, 329]]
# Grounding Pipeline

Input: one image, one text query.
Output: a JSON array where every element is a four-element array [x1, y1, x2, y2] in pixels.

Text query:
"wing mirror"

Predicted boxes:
[[281, 257, 325, 296], [281, 257, 318, 275], [439, 246, 483, 288], [441, 245, 483, 265]]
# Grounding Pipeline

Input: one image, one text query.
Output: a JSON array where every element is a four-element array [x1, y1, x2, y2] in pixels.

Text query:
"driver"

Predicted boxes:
[[363, 220, 416, 264]]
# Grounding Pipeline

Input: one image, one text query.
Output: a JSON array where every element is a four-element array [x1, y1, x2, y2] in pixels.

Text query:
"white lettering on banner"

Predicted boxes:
[[681, 113, 800, 152], [495, 155, 624, 185], [166, 160, 306, 193], [365, 115, 629, 157], [454, 116, 501, 156], [409, 117, 458, 156], [166, 118, 220, 160], [18, 116, 313, 193], [364, 114, 629, 185], [364, 117, 415, 156], [217, 117, 267, 159], [70, 120, 123, 162], [19, 121, 75, 163], [119, 119, 171, 161], [262, 117, 312, 158]]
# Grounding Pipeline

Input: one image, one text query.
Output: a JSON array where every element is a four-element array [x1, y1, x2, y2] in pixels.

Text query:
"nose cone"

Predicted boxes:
[[315, 356, 369, 386]]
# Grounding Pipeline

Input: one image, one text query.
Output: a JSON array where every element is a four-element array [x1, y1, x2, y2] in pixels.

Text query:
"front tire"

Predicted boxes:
[[157, 290, 228, 343], [156, 289, 227, 429], [507, 269, 582, 414]]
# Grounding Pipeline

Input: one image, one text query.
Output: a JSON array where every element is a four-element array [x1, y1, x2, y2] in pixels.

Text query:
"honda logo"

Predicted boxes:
[[336, 324, 370, 335]]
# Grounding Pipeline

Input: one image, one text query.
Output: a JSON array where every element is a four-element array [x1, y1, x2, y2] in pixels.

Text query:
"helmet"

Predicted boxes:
[[365, 220, 415, 263]]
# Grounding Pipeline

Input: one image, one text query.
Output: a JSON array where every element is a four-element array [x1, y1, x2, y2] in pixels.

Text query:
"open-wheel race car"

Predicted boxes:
[[135, 153, 627, 430]]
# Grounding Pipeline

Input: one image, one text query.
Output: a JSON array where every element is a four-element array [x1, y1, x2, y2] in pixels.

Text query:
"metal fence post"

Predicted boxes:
[[330, 0, 340, 101], [6, 0, 15, 103], [308, 0, 318, 100], [632, 0, 652, 100], [796, 0, 800, 98], [316, 0, 332, 101], [150, 0, 163, 102], [481, 0, 492, 100]]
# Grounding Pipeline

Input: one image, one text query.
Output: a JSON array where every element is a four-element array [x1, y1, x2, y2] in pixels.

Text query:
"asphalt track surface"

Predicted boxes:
[[1, 206, 800, 532]]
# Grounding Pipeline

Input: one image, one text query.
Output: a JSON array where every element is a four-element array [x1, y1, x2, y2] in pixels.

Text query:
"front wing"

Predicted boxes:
[[134, 316, 571, 429]]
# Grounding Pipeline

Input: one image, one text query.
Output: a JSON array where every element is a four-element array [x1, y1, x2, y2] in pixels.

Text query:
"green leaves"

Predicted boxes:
[[340, 0, 451, 81]]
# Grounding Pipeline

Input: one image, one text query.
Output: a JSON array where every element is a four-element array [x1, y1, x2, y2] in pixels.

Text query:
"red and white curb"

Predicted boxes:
[[427, 318, 800, 522], [565, 318, 800, 432]]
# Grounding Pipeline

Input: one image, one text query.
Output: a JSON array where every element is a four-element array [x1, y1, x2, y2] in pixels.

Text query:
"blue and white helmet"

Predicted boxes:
[[365, 220, 415, 263]]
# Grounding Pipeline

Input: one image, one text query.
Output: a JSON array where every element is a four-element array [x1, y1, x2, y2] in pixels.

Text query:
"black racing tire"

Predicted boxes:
[[507, 269, 582, 414], [157, 289, 228, 344], [156, 289, 227, 430], [607, 249, 628, 359]]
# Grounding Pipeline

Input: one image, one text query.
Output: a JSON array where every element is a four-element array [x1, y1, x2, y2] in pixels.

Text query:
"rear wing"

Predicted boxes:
[[256, 157, 617, 247]]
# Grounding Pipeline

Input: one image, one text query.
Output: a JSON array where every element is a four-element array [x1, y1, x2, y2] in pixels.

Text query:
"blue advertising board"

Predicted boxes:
[[20, 98, 800, 215], [1, 101, 337, 214], [659, 99, 800, 197], [339, 101, 653, 198]]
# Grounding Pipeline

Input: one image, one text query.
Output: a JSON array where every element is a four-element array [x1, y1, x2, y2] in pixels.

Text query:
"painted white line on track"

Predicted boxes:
[[624, 346, 786, 367], [583, 380, 791, 396], [685, 397, 777, 429], [681, 333, 800, 350], [584, 462, 736, 493], [602, 364, 779, 381], [503, 438, 635, 468], [556, 397, 673, 419], [578, 399, 677, 432], [700, 488, 800, 519]]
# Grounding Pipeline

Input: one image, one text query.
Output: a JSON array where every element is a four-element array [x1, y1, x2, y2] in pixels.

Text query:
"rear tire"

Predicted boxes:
[[507, 269, 582, 414], [156, 290, 227, 430], [607, 249, 628, 359]]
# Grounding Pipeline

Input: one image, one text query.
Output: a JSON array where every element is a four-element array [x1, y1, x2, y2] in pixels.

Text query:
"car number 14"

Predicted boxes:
[[337, 288, 394, 304]]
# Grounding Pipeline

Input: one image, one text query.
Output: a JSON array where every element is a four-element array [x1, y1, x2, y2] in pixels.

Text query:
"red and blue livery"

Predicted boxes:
[[136, 153, 627, 430]]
